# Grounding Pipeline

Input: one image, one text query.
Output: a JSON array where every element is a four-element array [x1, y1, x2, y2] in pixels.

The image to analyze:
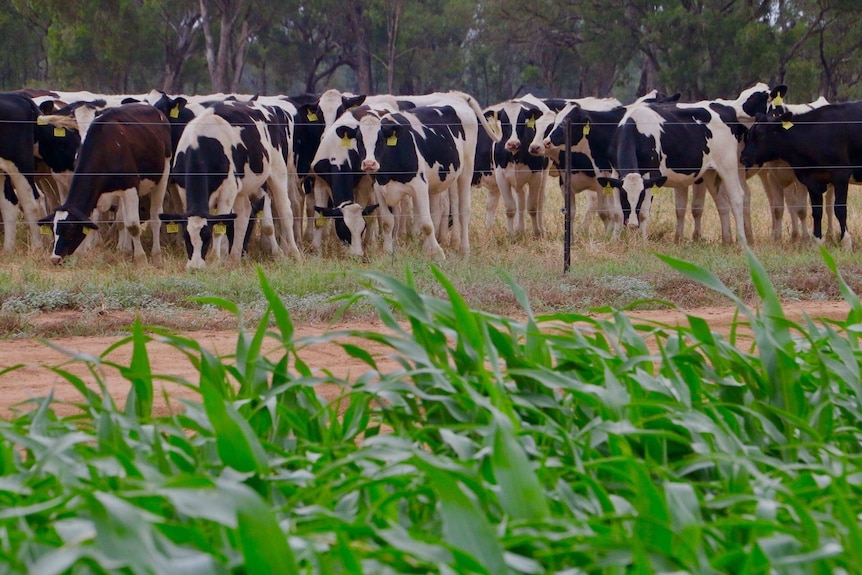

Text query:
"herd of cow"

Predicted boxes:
[[0, 82, 853, 269]]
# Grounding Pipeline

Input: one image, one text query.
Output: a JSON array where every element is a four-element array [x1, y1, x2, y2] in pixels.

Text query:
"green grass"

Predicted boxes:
[[0, 249, 860, 572], [2, 181, 862, 337]]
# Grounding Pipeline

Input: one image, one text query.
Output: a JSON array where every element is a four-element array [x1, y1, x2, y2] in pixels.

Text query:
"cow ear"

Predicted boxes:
[[121, 97, 140, 104], [38, 213, 55, 226], [315, 205, 337, 217], [651, 176, 668, 188], [83, 219, 98, 230], [159, 213, 187, 222], [597, 177, 610, 187], [609, 177, 623, 188], [343, 94, 366, 110], [780, 111, 794, 123], [38, 101, 55, 114], [664, 92, 681, 103], [362, 204, 379, 216], [771, 85, 788, 100]]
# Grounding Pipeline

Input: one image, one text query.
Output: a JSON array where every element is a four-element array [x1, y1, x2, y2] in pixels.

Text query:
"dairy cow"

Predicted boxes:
[[38, 103, 172, 264], [160, 101, 302, 269], [357, 96, 501, 258], [594, 85, 770, 243], [740, 101, 862, 250]]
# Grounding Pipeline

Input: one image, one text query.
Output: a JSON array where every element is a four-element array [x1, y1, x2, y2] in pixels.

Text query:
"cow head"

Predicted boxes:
[[599, 174, 666, 228], [740, 112, 788, 168], [40, 208, 98, 264], [497, 100, 543, 154], [314, 202, 378, 256], [735, 82, 771, 123], [159, 212, 237, 269], [543, 104, 588, 152]]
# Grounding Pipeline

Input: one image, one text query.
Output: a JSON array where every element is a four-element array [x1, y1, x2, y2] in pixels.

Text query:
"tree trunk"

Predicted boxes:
[[162, 11, 201, 94], [346, 0, 373, 93]]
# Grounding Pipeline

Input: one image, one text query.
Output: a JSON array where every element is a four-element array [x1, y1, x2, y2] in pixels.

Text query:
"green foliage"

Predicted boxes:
[[2, 251, 862, 572]]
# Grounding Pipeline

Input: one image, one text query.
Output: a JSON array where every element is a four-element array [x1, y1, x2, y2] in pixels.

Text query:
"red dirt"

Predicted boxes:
[[0, 300, 851, 419]]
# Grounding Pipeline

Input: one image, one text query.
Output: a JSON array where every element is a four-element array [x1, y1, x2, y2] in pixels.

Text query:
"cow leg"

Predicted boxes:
[[119, 188, 147, 265], [673, 186, 688, 243], [788, 182, 808, 241], [2, 165, 44, 251], [484, 184, 501, 229], [457, 173, 472, 256], [375, 187, 397, 255], [834, 181, 852, 251], [311, 178, 330, 253], [514, 183, 528, 236], [761, 171, 784, 242], [0, 180, 16, 252], [413, 186, 445, 259], [639, 190, 653, 242], [825, 185, 836, 240], [265, 173, 301, 260], [227, 196, 252, 265], [739, 167, 754, 245], [147, 167, 169, 266], [527, 170, 547, 239], [691, 182, 707, 242], [809, 187, 824, 244], [446, 186, 459, 253]]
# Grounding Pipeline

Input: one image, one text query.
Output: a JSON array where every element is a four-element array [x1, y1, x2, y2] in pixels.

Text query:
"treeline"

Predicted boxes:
[[2, 0, 861, 105]]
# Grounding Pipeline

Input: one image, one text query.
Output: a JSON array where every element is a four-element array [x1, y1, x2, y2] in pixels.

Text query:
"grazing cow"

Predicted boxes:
[[593, 85, 771, 243], [38, 103, 172, 264], [160, 102, 302, 269], [358, 96, 501, 258], [740, 102, 862, 250]]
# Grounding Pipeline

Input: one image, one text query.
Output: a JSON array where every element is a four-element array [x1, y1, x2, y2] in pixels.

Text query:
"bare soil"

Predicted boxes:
[[0, 300, 851, 419]]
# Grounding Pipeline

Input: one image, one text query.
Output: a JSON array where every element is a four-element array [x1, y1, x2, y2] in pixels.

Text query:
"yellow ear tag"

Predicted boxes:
[[602, 183, 612, 195], [256, 211, 263, 219], [526, 118, 536, 129], [213, 223, 227, 235], [386, 134, 397, 146], [170, 105, 180, 119], [82, 226, 91, 236], [651, 184, 660, 193], [772, 94, 784, 107], [37, 117, 47, 126], [307, 110, 319, 122], [782, 121, 793, 130], [210, 208, 218, 215], [54, 127, 66, 137], [40, 225, 51, 236], [166, 222, 180, 234], [315, 213, 326, 227], [363, 215, 373, 224], [583, 122, 591, 136], [341, 134, 351, 148]]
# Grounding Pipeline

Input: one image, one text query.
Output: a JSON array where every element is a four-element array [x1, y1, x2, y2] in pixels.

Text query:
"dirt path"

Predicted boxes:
[[0, 300, 851, 418]]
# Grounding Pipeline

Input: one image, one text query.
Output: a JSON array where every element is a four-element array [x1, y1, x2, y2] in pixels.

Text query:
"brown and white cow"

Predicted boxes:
[[39, 103, 172, 264]]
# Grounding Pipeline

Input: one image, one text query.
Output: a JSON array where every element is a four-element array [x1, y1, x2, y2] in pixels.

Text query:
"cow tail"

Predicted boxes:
[[464, 95, 502, 143]]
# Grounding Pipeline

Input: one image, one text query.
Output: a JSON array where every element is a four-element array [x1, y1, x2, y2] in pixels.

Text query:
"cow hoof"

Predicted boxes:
[[841, 234, 853, 251], [151, 252, 163, 266]]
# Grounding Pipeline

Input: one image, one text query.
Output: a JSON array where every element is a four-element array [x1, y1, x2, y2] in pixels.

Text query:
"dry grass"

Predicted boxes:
[[1, 176, 861, 338]]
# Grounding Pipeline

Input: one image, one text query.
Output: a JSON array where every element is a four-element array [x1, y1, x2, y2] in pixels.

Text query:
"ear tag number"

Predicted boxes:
[[602, 183, 612, 195], [54, 127, 66, 137], [307, 110, 319, 122], [386, 134, 398, 146], [526, 118, 536, 129], [213, 223, 227, 236], [341, 134, 351, 148], [170, 105, 180, 118], [772, 94, 784, 107], [82, 226, 91, 236], [782, 121, 793, 130], [315, 213, 327, 227], [40, 225, 51, 236], [166, 222, 180, 234], [583, 122, 591, 136]]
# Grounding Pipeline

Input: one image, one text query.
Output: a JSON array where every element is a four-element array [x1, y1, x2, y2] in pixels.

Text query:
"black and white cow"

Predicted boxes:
[[160, 101, 302, 269], [38, 103, 172, 264], [489, 94, 553, 238], [357, 95, 501, 258], [0, 92, 49, 252], [740, 102, 862, 250], [595, 84, 771, 243]]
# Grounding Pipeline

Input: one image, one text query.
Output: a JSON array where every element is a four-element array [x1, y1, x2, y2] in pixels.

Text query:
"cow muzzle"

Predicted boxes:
[[361, 160, 379, 172], [626, 217, 640, 229], [528, 143, 543, 155], [49, 254, 62, 265], [505, 139, 520, 152]]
